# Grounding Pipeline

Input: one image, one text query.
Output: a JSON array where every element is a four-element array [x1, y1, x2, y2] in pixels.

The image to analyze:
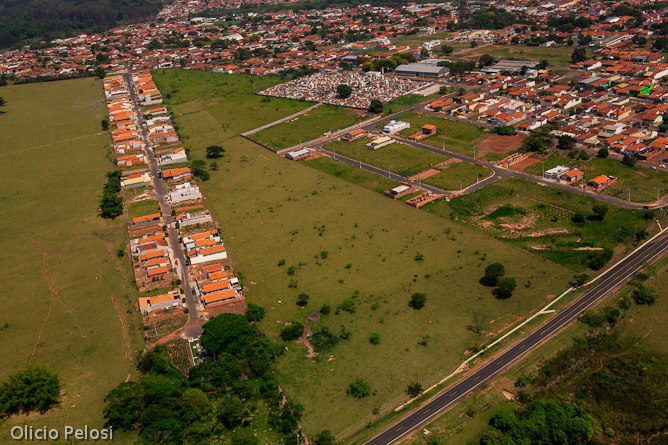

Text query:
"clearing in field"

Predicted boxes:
[[524, 154, 668, 203], [424, 177, 652, 272], [0, 78, 142, 444], [305, 157, 400, 194], [450, 44, 589, 66], [250, 105, 362, 151], [155, 70, 576, 439], [324, 138, 449, 178]]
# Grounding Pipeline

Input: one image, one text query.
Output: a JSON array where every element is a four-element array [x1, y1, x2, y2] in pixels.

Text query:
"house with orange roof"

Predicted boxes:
[[162, 167, 192, 183], [587, 175, 617, 191], [138, 289, 180, 315], [342, 128, 368, 142]]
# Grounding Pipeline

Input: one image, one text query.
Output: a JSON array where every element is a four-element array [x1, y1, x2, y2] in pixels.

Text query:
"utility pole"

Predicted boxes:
[[518, 300, 521, 318], [460, 180, 463, 193], [658, 188, 662, 201], [389, 166, 392, 178], [629, 187, 631, 202]]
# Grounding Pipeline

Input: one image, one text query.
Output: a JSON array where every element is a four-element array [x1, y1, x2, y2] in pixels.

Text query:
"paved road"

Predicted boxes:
[[365, 229, 668, 445], [317, 104, 665, 209], [124, 73, 200, 328]]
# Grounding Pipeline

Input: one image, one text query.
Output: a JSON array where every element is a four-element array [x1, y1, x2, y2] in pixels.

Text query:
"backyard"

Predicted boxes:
[[155, 70, 576, 439], [0, 78, 142, 444], [127, 198, 161, 219]]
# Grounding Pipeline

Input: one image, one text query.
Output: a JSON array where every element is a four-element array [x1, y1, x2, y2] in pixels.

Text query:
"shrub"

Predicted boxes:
[[320, 250, 329, 259], [409, 293, 427, 309], [314, 430, 336, 445], [339, 299, 356, 313], [320, 304, 331, 315], [278, 259, 286, 267], [280, 322, 304, 341], [587, 248, 613, 270], [622, 154, 637, 166], [597, 148, 609, 158], [287, 265, 296, 276], [572, 212, 586, 223], [347, 378, 371, 399], [633, 285, 657, 305], [406, 382, 423, 398], [369, 332, 380, 345], [245, 303, 265, 322]]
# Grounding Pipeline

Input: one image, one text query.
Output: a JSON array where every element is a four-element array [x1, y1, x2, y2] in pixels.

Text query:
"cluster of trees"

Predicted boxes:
[[519, 127, 555, 154], [480, 400, 597, 444], [0, 0, 165, 49], [361, 53, 416, 73], [571, 48, 588, 64], [481, 263, 516, 299], [0, 365, 60, 417], [103, 312, 314, 444], [336, 84, 352, 98], [99, 169, 123, 218], [437, 60, 477, 76]]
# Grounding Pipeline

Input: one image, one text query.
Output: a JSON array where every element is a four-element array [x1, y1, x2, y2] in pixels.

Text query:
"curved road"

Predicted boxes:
[[365, 230, 668, 445]]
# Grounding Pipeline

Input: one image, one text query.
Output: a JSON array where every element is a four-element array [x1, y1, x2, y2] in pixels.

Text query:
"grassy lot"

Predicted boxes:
[[423, 177, 656, 272], [0, 79, 142, 444], [389, 31, 452, 48], [390, 255, 668, 445], [383, 92, 439, 115], [324, 138, 449, 177], [152, 69, 314, 139], [158, 71, 575, 439], [305, 157, 400, 194], [450, 44, 589, 66], [423, 162, 492, 191], [250, 105, 362, 150], [398, 112, 485, 144], [524, 153, 668, 203], [127, 198, 161, 219]]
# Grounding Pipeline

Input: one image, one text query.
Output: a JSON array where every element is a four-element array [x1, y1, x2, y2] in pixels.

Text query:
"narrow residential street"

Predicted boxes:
[[124, 73, 202, 333]]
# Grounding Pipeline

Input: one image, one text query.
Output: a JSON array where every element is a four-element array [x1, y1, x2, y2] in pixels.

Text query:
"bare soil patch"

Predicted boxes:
[[307, 312, 321, 322], [510, 157, 542, 172], [408, 168, 441, 181], [477, 134, 525, 154]]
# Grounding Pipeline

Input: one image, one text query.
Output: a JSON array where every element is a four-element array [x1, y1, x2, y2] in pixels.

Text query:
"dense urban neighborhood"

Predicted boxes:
[[5, 0, 668, 444]]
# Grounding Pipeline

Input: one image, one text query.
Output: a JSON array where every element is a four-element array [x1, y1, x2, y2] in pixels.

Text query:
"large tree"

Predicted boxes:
[[336, 84, 353, 98], [482, 263, 505, 286], [0, 365, 60, 416], [205, 145, 225, 159], [200, 313, 257, 356]]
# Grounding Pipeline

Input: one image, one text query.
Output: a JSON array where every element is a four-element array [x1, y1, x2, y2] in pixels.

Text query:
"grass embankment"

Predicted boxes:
[[395, 255, 668, 445], [0, 78, 142, 444], [153, 69, 575, 439], [424, 177, 656, 272], [306, 157, 400, 194], [126, 199, 161, 219], [525, 154, 668, 203], [424, 162, 492, 191]]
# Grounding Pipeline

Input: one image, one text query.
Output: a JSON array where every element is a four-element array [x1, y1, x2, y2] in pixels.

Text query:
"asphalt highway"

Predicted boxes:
[[365, 230, 668, 445]]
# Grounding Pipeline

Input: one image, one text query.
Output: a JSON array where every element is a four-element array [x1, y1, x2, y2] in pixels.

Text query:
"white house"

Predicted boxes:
[[168, 182, 202, 204], [382, 120, 410, 134]]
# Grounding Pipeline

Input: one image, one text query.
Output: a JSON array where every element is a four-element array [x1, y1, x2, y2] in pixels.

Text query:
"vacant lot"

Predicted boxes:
[[451, 44, 589, 66], [250, 105, 362, 150], [0, 79, 142, 444], [423, 162, 492, 191], [157, 70, 575, 439], [425, 177, 653, 272], [477, 134, 525, 155], [305, 157, 400, 194], [524, 154, 668, 203], [394, 112, 487, 157], [127, 198, 161, 219], [324, 138, 448, 178]]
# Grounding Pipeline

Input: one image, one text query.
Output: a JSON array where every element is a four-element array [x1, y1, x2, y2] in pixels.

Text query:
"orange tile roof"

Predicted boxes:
[[132, 213, 161, 224], [203, 288, 236, 304], [200, 245, 225, 256], [147, 266, 169, 277], [203, 263, 224, 273], [140, 250, 164, 261], [202, 280, 230, 294]]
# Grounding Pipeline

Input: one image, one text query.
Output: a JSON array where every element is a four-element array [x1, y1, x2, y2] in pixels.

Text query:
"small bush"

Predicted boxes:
[[347, 378, 371, 399], [320, 304, 331, 315], [369, 332, 380, 345], [409, 293, 427, 309], [280, 322, 304, 341]]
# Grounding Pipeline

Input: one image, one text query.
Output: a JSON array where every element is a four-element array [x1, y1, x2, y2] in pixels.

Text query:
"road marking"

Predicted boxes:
[[423, 409, 431, 414], [396, 426, 403, 432], [519, 344, 526, 349], [473, 375, 480, 381]]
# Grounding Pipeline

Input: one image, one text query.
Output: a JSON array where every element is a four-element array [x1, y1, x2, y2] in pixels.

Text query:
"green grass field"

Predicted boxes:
[[324, 138, 448, 178], [0, 78, 142, 444], [450, 44, 590, 66], [305, 157, 400, 194], [155, 70, 575, 439], [394, 112, 486, 157], [383, 93, 439, 115], [524, 154, 668, 203], [250, 105, 362, 150], [126, 199, 161, 219], [423, 162, 492, 191], [423, 177, 654, 272]]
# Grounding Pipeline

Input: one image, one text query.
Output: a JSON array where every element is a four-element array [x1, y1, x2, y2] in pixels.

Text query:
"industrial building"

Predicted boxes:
[[395, 64, 450, 78]]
